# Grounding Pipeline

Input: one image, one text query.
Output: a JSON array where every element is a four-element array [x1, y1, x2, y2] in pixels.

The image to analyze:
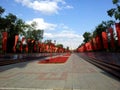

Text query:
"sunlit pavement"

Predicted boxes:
[[0, 53, 120, 90]]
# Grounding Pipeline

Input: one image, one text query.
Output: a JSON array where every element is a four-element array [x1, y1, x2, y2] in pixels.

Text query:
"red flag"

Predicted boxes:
[[89, 41, 92, 51], [37, 42, 40, 52], [83, 44, 86, 52], [55, 47, 58, 52], [46, 44, 49, 52], [13, 35, 19, 52], [102, 32, 108, 49], [92, 38, 97, 50], [31, 40, 34, 43], [95, 35, 101, 50], [115, 23, 120, 46], [81, 45, 86, 52], [27, 38, 31, 43], [41, 43, 45, 52], [108, 28, 115, 48], [34, 45, 36, 52], [2, 32, 8, 52], [26, 45, 28, 53], [90, 40, 94, 50], [22, 37, 25, 44], [85, 42, 92, 51]]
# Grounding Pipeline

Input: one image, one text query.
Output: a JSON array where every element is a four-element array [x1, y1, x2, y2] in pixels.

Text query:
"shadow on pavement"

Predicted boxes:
[[101, 71, 120, 81], [0, 56, 46, 72]]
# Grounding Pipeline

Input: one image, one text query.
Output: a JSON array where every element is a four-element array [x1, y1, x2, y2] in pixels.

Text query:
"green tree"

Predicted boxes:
[[93, 20, 115, 37], [93, 23, 105, 37], [32, 29, 44, 41], [44, 40, 52, 44], [83, 32, 92, 43], [56, 44, 63, 48], [0, 6, 7, 32], [66, 46, 69, 50], [0, 6, 4, 16], [102, 20, 115, 28], [25, 22, 44, 53], [25, 22, 44, 42], [107, 0, 120, 22], [93, 21, 112, 35]]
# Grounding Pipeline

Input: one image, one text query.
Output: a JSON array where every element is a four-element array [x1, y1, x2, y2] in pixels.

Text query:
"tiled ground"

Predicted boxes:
[[0, 53, 120, 90]]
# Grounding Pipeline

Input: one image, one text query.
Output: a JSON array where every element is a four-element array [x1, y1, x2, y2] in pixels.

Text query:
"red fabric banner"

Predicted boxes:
[[13, 35, 19, 52], [2, 32, 8, 52], [102, 32, 108, 49], [26, 45, 28, 53], [108, 27, 115, 48], [115, 23, 120, 46], [41, 43, 45, 52], [81, 45, 85, 52], [95, 35, 101, 50], [85, 42, 92, 51], [22, 37, 25, 44], [90, 40, 94, 51], [83, 44, 86, 52], [34, 45, 36, 52], [31, 40, 34, 43], [46, 44, 49, 52], [92, 38, 97, 50], [27, 39, 31, 43], [37, 42, 40, 52]]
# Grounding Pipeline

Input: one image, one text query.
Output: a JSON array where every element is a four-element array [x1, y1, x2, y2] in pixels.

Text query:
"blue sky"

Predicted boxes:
[[0, 0, 115, 49]]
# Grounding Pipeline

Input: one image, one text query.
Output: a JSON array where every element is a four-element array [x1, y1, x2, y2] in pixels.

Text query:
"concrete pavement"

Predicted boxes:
[[0, 53, 120, 90]]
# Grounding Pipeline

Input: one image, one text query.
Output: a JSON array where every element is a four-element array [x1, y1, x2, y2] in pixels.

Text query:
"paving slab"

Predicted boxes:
[[0, 53, 120, 90]]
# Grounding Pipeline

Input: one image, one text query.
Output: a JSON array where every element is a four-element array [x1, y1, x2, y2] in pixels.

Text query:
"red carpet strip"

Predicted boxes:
[[38, 54, 71, 64]]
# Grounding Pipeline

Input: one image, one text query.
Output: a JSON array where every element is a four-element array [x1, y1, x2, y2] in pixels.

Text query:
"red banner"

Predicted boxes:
[[92, 38, 97, 50], [95, 35, 101, 50], [2, 32, 8, 52], [13, 35, 19, 52], [83, 44, 86, 52], [34, 45, 36, 52], [85, 42, 92, 51], [26, 45, 28, 53], [115, 23, 120, 46], [31, 40, 34, 43], [46, 44, 49, 52], [102, 32, 108, 49], [27, 38, 31, 43], [22, 37, 25, 44], [108, 28, 115, 48]]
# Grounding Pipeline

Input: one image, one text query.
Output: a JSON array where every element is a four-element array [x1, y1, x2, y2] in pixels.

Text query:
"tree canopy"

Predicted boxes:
[[83, 32, 92, 43], [107, 0, 120, 22]]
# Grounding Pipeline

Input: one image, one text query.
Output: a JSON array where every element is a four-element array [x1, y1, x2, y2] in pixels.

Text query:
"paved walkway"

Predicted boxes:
[[0, 53, 120, 90]]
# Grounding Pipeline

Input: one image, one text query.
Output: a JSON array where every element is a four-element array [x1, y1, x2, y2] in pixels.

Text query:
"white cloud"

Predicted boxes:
[[44, 30, 84, 50], [44, 33, 54, 38], [26, 18, 57, 30], [15, 0, 73, 15], [65, 5, 73, 9], [56, 30, 80, 38]]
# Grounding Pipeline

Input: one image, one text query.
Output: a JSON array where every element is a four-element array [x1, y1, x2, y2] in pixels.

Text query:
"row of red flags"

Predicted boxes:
[[2, 33, 69, 53], [77, 23, 120, 52]]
